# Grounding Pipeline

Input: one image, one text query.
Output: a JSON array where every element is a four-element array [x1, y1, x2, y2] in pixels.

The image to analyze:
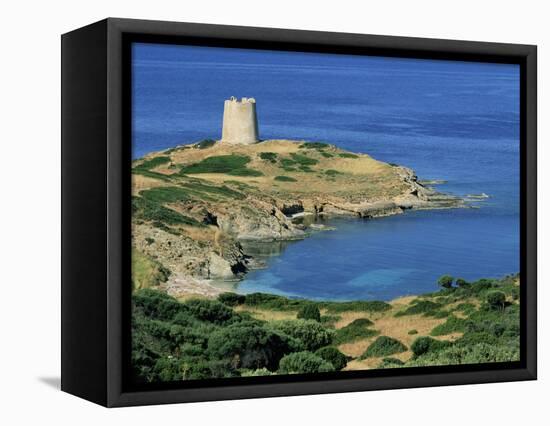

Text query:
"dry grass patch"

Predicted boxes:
[[132, 174, 167, 193], [181, 225, 216, 243], [186, 173, 271, 186], [344, 351, 411, 371], [436, 332, 463, 342], [334, 312, 379, 329], [338, 338, 376, 358], [152, 165, 179, 175], [371, 314, 445, 348]]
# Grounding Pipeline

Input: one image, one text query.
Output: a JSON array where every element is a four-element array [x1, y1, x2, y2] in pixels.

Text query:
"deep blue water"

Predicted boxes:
[[132, 43, 520, 301]]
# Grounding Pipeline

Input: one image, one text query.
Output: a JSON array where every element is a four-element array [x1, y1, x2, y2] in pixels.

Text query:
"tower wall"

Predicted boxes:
[[221, 97, 259, 145]]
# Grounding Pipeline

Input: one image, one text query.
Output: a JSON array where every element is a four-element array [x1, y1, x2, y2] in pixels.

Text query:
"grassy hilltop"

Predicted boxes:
[[132, 139, 462, 297], [132, 274, 520, 382]]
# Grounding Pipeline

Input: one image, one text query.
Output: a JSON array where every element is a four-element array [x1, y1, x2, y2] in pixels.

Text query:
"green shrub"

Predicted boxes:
[[133, 289, 187, 321], [139, 186, 192, 204], [408, 329, 418, 335], [300, 142, 330, 149], [486, 291, 506, 310], [333, 318, 378, 344], [271, 320, 334, 351], [321, 300, 391, 313], [280, 158, 298, 169], [181, 154, 249, 173], [338, 153, 359, 158], [348, 318, 374, 327], [218, 292, 246, 307], [430, 309, 451, 319], [361, 336, 407, 359], [274, 175, 298, 182], [208, 322, 294, 371], [325, 169, 343, 176], [321, 152, 334, 158], [465, 304, 519, 340], [394, 300, 442, 317], [185, 299, 235, 324], [153, 357, 184, 382], [135, 156, 171, 170], [227, 168, 263, 177], [455, 331, 499, 347], [470, 278, 494, 294], [259, 152, 278, 162], [430, 315, 467, 336], [378, 357, 405, 369], [410, 336, 451, 357], [455, 278, 470, 288], [179, 154, 262, 177], [278, 351, 335, 374], [438, 275, 454, 289], [290, 152, 319, 166], [297, 305, 321, 322], [455, 303, 476, 315], [320, 315, 341, 327], [243, 293, 311, 311], [314, 347, 348, 370]]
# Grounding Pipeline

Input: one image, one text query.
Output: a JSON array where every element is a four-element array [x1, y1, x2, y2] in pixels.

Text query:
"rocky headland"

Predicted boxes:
[[131, 139, 465, 297]]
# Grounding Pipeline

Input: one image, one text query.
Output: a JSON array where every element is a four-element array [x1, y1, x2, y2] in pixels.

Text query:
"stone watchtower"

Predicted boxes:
[[221, 97, 259, 145]]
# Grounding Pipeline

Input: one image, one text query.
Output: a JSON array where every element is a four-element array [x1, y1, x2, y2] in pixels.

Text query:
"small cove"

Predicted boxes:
[[234, 207, 519, 301]]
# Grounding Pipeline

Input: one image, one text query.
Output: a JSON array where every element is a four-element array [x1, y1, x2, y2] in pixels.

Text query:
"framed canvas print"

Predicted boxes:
[[61, 18, 537, 407]]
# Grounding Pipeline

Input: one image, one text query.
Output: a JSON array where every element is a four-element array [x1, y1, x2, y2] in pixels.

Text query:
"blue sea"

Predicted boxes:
[[132, 43, 520, 301]]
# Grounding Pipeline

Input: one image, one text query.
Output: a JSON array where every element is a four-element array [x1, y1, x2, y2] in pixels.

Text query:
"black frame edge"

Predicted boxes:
[[61, 19, 109, 406], [523, 45, 537, 380]]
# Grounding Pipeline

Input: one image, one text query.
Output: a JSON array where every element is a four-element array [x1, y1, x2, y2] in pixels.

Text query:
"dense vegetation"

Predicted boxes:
[[132, 195, 203, 234], [361, 336, 407, 358], [179, 154, 263, 177], [399, 274, 521, 368], [131, 274, 520, 383]]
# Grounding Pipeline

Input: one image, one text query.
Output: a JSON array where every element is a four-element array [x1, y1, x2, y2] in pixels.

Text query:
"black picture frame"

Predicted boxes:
[[61, 17, 537, 407]]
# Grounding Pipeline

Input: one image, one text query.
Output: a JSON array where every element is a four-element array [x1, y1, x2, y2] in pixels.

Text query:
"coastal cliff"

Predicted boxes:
[[131, 139, 464, 296]]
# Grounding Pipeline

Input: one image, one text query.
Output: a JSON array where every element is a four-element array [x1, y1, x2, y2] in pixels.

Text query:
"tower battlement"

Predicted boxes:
[[221, 96, 259, 145]]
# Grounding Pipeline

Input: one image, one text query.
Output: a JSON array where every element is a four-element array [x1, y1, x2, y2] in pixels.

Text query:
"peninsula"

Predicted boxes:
[[132, 140, 463, 297]]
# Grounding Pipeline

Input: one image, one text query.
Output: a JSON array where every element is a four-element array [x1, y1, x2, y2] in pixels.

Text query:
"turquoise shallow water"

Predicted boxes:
[[132, 43, 520, 301], [237, 211, 518, 301]]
